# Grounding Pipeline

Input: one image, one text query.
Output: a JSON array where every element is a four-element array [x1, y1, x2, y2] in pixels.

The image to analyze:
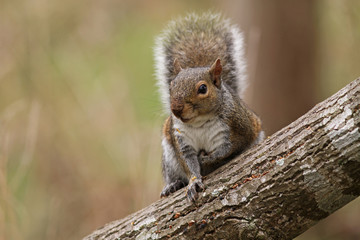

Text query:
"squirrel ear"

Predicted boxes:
[[209, 58, 222, 88], [173, 58, 182, 75]]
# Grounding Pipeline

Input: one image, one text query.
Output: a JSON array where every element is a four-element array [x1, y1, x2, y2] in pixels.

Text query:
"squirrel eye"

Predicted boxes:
[[197, 84, 207, 94]]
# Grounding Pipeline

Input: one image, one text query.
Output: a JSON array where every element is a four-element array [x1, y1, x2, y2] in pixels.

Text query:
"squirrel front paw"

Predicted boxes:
[[160, 180, 187, 198], [186, 176, 205, 202]]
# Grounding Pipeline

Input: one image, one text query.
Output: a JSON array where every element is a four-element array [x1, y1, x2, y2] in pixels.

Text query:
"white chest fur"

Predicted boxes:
[[173, 116, 228, 153]]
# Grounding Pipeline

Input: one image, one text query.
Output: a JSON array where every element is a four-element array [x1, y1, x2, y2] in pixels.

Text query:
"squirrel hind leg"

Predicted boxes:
[[160, 179, 187, 197], [252, 130, 266, 146]]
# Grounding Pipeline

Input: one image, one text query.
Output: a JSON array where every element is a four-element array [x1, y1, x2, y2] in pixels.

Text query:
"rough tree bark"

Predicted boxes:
[[84, 78, 360, 240]]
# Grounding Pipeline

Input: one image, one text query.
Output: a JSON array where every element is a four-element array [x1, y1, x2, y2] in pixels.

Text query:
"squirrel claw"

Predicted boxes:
[[160, 180, 186, 197], [186, 178, 205, 202]]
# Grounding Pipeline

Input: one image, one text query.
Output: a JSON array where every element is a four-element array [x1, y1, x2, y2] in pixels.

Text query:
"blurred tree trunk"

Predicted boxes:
[[227, 0, 317, 135]]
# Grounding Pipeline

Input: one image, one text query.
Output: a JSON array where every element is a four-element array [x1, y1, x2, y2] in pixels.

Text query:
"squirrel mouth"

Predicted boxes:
[[180, 117, 192, 123]]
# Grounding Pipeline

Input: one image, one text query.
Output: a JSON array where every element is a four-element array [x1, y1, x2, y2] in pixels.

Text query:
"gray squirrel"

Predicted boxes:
[[154, 12, 265, 202]]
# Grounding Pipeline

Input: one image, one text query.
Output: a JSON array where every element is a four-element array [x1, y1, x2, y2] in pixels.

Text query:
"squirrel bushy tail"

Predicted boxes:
[[154, 12, 247, 113]]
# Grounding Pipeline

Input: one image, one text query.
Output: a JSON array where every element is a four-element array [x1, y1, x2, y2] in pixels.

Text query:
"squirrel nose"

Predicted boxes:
[[171, 100, 184, 118]]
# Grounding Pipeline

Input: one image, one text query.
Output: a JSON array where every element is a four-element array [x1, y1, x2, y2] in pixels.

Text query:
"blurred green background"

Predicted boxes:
[[0, 0, 359, 239]]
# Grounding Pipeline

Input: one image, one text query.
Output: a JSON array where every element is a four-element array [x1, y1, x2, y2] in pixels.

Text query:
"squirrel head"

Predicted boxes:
[[170, 58, 223, 124]]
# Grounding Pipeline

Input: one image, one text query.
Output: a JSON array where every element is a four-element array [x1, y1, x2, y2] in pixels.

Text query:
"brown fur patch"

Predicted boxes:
[[163, 116, 172, 143], [164, 116, 191, 177], [251, 113, 263, 140]]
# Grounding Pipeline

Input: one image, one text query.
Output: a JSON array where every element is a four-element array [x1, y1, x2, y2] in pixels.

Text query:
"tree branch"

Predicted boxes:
[[84, 78, 360, 240]]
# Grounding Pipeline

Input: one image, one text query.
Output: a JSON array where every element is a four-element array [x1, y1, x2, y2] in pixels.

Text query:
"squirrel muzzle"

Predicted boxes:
[[171, 99, 184, 119], [171, 99, 194, 123]]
